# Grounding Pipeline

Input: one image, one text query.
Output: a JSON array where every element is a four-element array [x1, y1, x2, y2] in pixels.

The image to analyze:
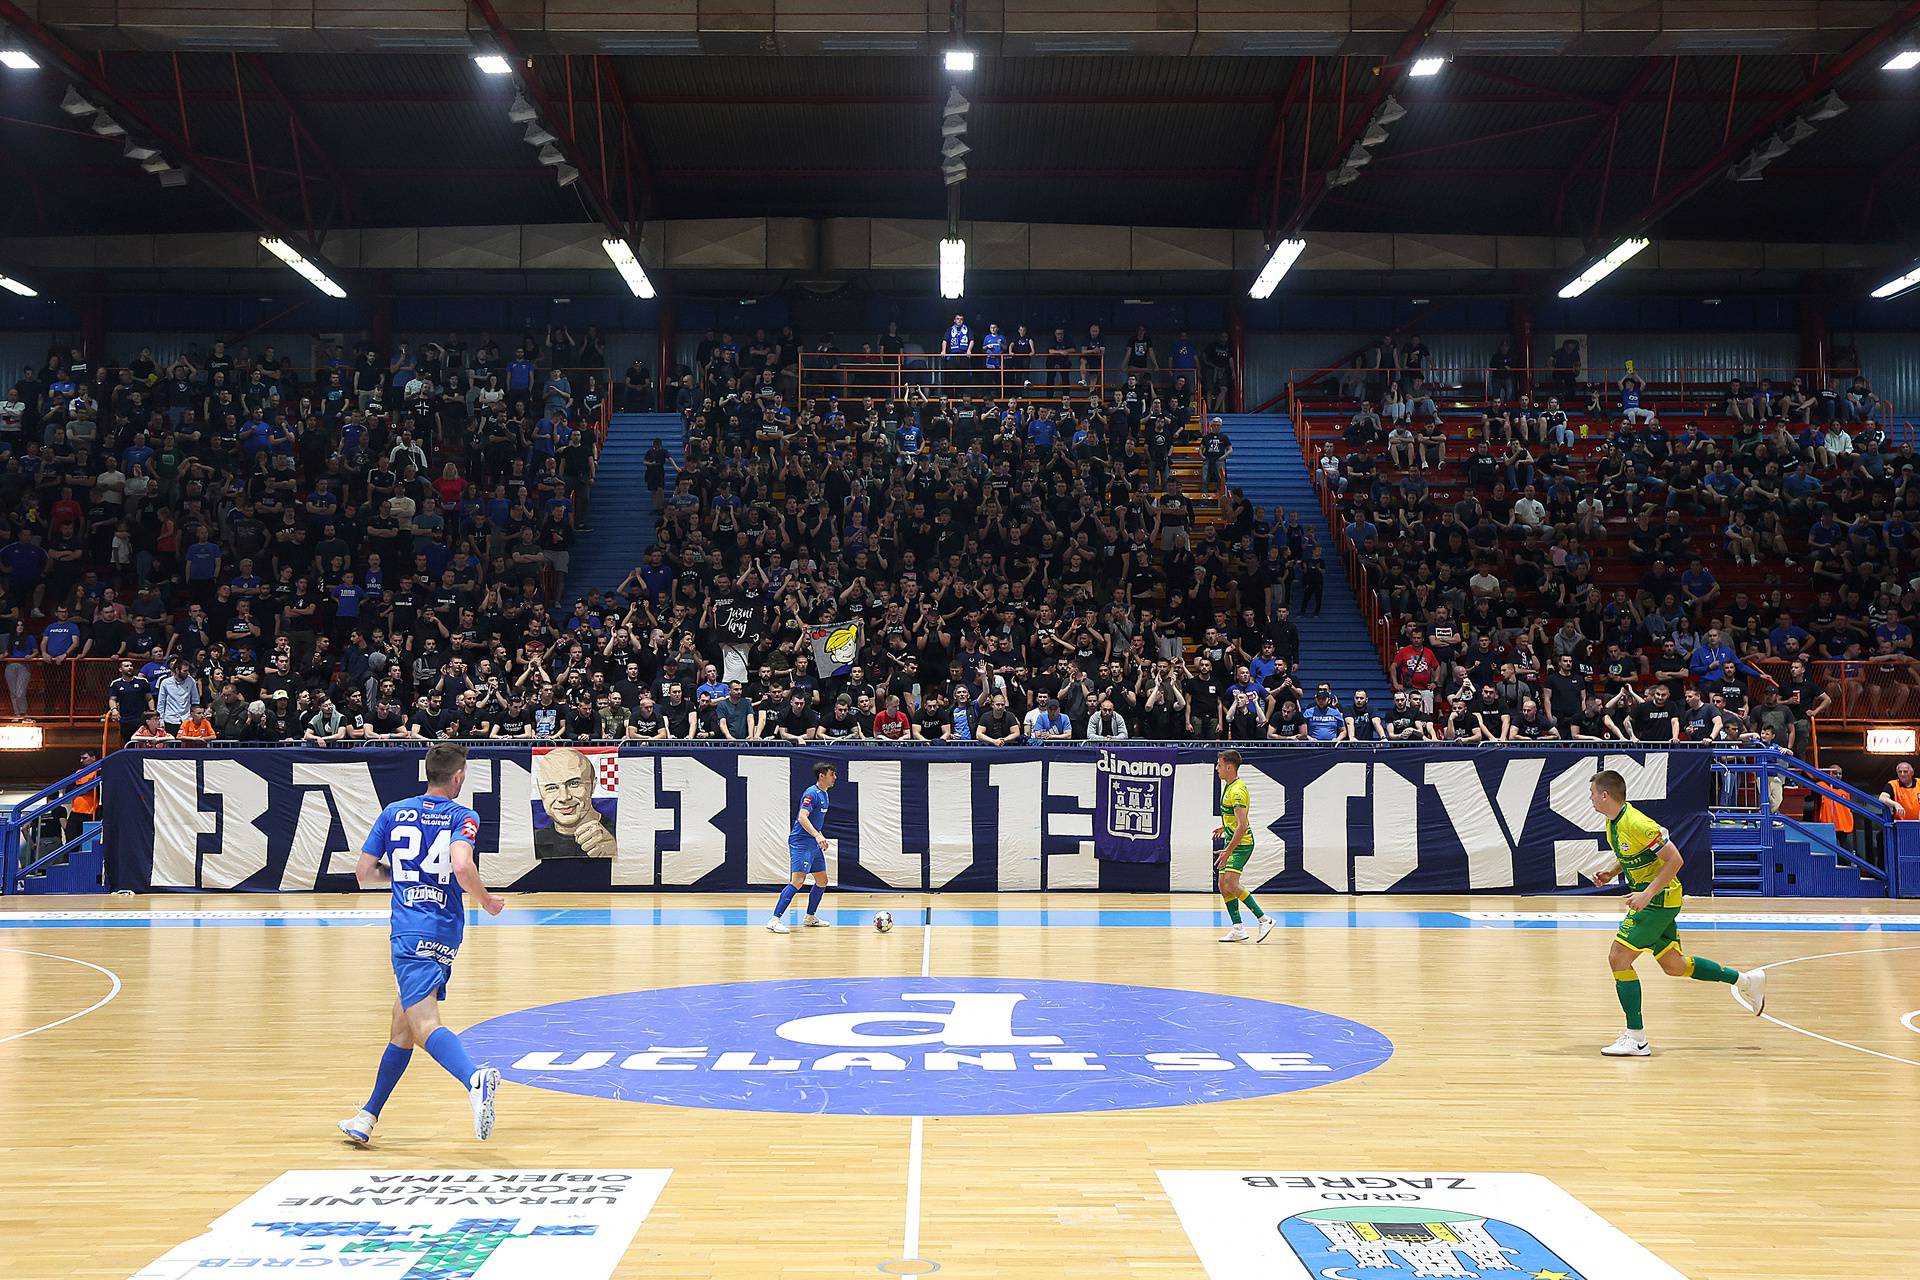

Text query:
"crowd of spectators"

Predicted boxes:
[[0, 327, 617, 744], [0, 320, 1361, 746], [1318, 340, 1920, 747]]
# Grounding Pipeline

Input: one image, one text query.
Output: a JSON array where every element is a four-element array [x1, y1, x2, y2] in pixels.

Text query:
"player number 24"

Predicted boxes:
[[390, 826, 453, 883]]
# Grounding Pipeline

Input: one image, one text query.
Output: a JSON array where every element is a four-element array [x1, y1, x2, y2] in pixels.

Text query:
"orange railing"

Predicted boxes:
[[798, 350, 1113, 407], [1289, 364, 1895, 426], [0, 659, 138, 725], [1751, 657, 1920, 728]]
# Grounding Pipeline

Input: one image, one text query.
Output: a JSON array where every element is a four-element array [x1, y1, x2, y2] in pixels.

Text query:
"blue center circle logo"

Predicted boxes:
[[460, 977, 1392, 1116]]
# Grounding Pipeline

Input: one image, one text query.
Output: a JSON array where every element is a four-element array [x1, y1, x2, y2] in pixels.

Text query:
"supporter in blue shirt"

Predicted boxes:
[[897, 420, 923, 455], [1028, 415, 1056, 451], [1303, 689, 1345, 740], [507, 351, 534, 392], [183, 536, 222, 584]]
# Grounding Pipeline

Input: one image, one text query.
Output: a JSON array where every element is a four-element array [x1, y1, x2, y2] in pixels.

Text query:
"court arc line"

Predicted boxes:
[[1900, 1010, 1920, 1037], [0, 946, 123, 1044], [1753, 943, 1920, 1069]]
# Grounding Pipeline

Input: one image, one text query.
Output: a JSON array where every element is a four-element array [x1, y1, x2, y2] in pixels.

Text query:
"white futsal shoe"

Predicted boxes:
[[1734, 968, 1768, 1016], [1601, 1031, 1651, 1057], [337, 1110, 376, 1146], [803, 915, 832, 928], [469, 1066, 500, 1141], [1254, 916, 1277, 943], [1219, 924, 1249, 943], [766, 917, 791, 933]]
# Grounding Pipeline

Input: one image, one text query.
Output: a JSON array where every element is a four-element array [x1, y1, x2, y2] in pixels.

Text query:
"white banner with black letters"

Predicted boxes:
[[104, 744, 1712, 895]]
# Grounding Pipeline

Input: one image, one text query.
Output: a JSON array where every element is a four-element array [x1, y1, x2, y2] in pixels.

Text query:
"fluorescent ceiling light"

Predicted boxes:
[[939, 237, 966, 299], [0, 273, 38, 297], [1558, 237, 1650, 299], [0, 50, 39, 70], [259, 236, 347, 299], [473, 54, 512, 75], [1409, 56, 1445, 77], [602, 237, 657, 299], [944, 48, 975, 73], [1884, 51, 1920, 70], [1870, 261, 1920, 299], [1248, 238, 1307, 299]]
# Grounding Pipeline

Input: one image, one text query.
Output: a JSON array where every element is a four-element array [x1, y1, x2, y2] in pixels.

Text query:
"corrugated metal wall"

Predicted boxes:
[[1850, 335, 1920, 418], [1245, 330, 1809, 407]]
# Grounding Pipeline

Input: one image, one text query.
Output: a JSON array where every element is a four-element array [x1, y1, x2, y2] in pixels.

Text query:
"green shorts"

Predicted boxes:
[[1616, 904, 1683, 956], [1221, 846, 1253, 873]]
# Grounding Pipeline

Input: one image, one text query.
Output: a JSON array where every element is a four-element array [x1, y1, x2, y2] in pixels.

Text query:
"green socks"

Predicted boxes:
[[1224, 897, 1243, 924], [1241, 894, 1266, 920], [1612, 970, 1644, 1032], [1686, 956, 1740, 985]]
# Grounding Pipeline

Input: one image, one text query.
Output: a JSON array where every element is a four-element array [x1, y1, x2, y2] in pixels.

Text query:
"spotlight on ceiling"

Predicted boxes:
[[0, 50, 39, 70], [939, 237, 966, 299], [1409, 56, 1445, 77], [1883, 50, 1920, 71], [473, 54, 512, 75], [944, 48, 975, 73], [1248, 239, 1307, 300], [1558, 238, 1651, 299]]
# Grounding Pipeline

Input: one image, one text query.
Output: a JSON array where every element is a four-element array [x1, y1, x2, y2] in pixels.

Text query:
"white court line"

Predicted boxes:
[[1750, 943, 1920, 1069], [0, 946, 123, 1044], [902, 914, 933, 1266], [1900, 1010, 1920, 1037]]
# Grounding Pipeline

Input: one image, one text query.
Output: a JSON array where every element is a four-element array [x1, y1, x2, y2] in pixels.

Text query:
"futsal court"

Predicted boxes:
[[3, 890, 1917, 1279]]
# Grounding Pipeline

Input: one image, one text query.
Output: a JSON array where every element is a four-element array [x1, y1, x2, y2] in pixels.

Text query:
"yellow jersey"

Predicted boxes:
[[1219, 778, 1252, 851], [1607, 802, 1682, 909]]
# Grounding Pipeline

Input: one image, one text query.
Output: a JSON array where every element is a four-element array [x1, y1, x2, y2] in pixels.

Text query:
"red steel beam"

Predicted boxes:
[[242, 55, 359, 225], [0, 0, 343, 270], [465, 0, 631, 240], [598, 57, 659, 222], [1550, 57, 1666, 239], [1604, 0, 1920, 246], [1280, 0, 1455, 239], [1253, 58, 1312, 238]]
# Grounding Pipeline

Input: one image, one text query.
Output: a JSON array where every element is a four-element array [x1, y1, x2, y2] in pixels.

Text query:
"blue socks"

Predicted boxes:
[[363, 1042, 412, 1116], [424, 1026, 479, 1089], [806, 883, 823, 916], [773, 884, 798, 918]]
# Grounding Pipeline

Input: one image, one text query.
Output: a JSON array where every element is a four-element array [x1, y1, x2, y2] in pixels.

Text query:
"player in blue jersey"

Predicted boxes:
[[767, 761, 836, 933], [338, 743, 507, 1146]]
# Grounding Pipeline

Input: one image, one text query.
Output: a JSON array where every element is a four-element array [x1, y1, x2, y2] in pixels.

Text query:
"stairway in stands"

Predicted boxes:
[[562, 412, 683, 602], [1222, 413, 1393, 704]]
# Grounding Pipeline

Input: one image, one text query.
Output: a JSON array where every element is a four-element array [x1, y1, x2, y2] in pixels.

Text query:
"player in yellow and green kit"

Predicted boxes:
[[1588, 768, 1767, 1056], [1213, 750, 1275, 943]]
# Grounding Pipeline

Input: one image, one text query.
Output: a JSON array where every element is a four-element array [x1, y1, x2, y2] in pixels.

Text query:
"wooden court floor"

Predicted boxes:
[[2, 891, 1918, 1279]]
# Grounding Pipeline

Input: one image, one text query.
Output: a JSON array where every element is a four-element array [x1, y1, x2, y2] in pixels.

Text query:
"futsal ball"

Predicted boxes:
[[874, 911, 894, 933]]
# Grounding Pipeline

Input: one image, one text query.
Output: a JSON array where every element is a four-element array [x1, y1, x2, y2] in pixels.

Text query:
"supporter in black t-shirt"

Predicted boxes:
[[1628, 688, 1681, 742]]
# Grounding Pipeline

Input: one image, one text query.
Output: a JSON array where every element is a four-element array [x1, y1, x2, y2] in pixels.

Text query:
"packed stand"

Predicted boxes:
[[1310, 336, 1919, 745], [0, 326, 622, 744]]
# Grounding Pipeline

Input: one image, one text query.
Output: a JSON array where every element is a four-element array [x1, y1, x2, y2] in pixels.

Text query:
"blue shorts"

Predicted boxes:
[[789, 843, 826, 875], [391, 934, 457, 1008]]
